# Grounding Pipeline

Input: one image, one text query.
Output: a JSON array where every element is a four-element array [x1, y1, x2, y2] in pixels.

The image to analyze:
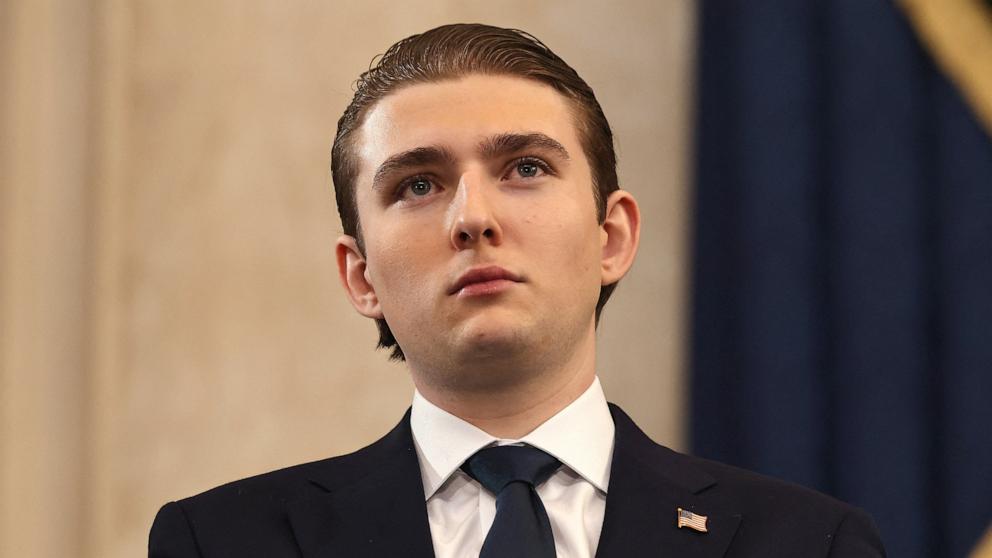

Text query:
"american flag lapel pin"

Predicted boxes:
[[677, 507, 709, 533]]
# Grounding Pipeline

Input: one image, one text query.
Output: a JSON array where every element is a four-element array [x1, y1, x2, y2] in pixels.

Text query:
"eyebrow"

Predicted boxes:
[[370, 132, 570, 191], [478, 132, 571, 162], [372, 146, 457, 191]]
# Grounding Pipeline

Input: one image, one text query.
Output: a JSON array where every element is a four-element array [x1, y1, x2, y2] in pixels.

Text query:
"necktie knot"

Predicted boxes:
[[462, 445, 561, 495], [461, 444, 560, 557]]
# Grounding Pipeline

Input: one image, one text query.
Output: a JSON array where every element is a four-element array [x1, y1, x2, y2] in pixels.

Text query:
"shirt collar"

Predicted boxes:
[[410, 376, 615, 500]]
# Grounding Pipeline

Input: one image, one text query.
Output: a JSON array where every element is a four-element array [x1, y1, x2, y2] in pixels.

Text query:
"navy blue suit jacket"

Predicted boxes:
[[149, 404, 886, 557]]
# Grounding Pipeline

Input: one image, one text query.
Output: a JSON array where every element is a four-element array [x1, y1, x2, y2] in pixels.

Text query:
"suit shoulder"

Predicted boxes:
[[152, 417, 413, 556], [680, 452, 884, 552], [174, 452, 344, 512], [687, 453, 854, 512], [608, 406, 885, 555], [611, 404, 860, 518], [175, 413, 410, 513]]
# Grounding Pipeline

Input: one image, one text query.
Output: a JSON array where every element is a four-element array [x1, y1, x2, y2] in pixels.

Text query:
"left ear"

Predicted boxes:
[[600, 189, 641, 285]]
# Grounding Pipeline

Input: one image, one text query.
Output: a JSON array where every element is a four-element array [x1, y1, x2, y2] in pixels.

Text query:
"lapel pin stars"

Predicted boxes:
[[677, 507, 709, 533]]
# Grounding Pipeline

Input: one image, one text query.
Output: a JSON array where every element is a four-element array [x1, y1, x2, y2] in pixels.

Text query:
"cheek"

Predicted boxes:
[[365, 222, 441, 311], [520, 198, 602, 280]]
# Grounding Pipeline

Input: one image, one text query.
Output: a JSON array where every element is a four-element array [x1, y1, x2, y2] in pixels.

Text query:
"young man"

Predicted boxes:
[[150, 24, 886, 557]]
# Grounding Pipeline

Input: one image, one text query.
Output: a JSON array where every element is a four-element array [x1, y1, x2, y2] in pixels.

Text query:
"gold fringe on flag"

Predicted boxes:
[[971, 523, 992, 558], [898, 0, 992, 136]]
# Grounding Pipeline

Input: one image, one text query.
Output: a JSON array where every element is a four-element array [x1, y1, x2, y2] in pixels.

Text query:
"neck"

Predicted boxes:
[[411, 328, 597, 439]]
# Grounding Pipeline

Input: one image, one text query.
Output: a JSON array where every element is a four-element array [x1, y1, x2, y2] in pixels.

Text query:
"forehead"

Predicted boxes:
[[354, 74, 582, 177]]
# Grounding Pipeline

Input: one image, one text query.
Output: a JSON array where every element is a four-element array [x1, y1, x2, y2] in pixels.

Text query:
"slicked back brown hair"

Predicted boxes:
[[332, 23, 620, 360]]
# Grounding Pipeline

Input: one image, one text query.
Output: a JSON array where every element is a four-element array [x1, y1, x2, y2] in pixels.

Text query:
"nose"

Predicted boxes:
[[448, 172, 503, 250]]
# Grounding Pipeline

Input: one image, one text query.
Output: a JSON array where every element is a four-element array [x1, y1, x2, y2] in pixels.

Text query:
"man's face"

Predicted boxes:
[[344, 74, 606, 387]]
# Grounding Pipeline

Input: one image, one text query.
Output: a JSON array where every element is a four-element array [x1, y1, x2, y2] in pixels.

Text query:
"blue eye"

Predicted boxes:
[[408, 178, 432, 196], [517, 161, 540, 177]]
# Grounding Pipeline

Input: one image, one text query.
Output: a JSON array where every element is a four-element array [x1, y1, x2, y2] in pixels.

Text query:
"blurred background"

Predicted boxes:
[[1, 1, 989, 557]]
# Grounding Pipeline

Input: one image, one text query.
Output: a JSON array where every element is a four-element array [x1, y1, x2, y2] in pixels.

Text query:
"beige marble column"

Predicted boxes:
[[0, 1, 93, 556]]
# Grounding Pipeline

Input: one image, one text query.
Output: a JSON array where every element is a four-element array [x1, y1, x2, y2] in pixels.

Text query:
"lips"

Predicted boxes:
[[449, 265, 523, 295]]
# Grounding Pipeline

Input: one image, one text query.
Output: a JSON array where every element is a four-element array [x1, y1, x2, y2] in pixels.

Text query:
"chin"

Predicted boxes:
[[458, 327, 527, 357], [443, 313, 532, 359]]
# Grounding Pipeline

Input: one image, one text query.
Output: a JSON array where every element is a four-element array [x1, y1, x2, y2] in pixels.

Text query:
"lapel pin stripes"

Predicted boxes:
[[677, 508, 709, 533]]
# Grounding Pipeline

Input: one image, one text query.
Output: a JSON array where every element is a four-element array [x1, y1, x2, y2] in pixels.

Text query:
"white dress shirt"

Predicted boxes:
[[410, 376, 615, 558]]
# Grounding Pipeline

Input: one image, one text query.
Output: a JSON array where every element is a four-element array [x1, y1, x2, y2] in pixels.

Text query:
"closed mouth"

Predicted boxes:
[[449, 266, 522, 295]]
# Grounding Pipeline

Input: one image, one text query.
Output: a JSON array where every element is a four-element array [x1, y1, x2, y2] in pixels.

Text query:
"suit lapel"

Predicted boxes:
[[284, 404, 741, 558], [595, 405, 741, 558], [287, 411, 436, 558]]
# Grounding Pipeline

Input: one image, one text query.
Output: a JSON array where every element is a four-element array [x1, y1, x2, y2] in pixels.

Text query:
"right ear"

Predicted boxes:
[[336, 235, 384, 319]]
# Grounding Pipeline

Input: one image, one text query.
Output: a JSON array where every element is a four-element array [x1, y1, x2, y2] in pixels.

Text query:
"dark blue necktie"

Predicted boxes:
[[461, 445, 562, 558]]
